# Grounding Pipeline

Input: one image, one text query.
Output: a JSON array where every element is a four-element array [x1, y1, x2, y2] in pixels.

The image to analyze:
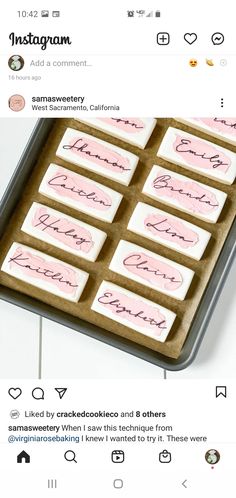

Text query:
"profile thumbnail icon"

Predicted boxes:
[[8, 55, 24, 71], [8, 95, 25, 112], [205, 449, 220, 465]]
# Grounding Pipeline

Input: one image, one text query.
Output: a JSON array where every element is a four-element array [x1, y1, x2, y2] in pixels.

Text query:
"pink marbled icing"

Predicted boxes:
[[47, 167, 112, 211], [99, 118, 145, 133], [122, 252, 182, 290], [194, 118, 236, 137], [144, 213, 199, 249], [8, 246, 78, 295], [98, 289, 167, 335], [32, 206, 94, 253], [64, 135, 131, 173], [152, 170, 219, 214], [173, 133, 231, 172]]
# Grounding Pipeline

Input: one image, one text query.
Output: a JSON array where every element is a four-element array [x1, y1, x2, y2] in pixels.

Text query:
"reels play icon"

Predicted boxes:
[[111, 450, 125, 463]]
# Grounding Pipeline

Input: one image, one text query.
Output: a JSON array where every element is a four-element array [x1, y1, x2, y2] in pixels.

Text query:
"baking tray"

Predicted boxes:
[[0, 118, 235, 370]]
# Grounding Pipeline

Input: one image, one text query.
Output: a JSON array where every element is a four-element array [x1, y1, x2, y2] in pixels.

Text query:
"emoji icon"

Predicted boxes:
[[189, 59, 198, 67], [206, 59, 214, 66]]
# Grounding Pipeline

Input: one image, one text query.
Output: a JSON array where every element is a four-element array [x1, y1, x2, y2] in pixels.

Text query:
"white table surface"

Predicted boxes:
[[0, 119, 235, 379]]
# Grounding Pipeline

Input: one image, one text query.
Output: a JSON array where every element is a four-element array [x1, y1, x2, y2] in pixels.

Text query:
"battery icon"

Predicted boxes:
[[155, 10, 161, 17], [52, 11, 60, 17]]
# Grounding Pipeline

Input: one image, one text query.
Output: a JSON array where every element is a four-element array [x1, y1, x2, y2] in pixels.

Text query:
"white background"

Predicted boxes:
[[1, 0, 236, 116], [0, 119, 236, 379]]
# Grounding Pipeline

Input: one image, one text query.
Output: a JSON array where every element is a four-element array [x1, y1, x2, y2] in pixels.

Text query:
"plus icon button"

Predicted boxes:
[[157, 32, 170, 45]]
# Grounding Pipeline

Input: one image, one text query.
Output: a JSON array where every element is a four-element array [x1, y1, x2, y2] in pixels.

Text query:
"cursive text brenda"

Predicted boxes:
[[153, 175, 219, 208]]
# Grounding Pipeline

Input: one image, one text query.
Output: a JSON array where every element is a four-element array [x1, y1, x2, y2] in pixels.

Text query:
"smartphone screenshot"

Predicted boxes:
[[0, 1, 235, 496]]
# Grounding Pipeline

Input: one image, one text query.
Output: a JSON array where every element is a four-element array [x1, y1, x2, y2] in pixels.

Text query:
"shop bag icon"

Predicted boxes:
[[159, 450, 171, 463]]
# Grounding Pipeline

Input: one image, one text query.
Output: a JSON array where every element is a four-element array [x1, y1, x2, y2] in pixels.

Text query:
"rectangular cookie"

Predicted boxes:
[[127, 202, 211, 261], [109, 240, 194, 301], [21, 202, 107, 262], [56, 127, 139, 185], [75, 118, 157, 149], [157, 126, 236, 185], [176, 118, 236, 146], [1, 243, 89, 302], [142, 165, 227, 223], [91, 280, 176, 343], [39, 164, 123, 223]]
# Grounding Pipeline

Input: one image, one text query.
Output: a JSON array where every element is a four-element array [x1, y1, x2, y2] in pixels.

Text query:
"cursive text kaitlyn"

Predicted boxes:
[[8, 253, 78, 288]]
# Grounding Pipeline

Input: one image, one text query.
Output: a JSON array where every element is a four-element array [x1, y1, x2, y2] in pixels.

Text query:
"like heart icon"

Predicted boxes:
[[8, 387, 22, 400], [184, 33, 197, 45]]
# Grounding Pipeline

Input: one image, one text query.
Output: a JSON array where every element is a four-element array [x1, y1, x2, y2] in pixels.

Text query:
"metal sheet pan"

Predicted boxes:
[[0, 118, 235, 370]]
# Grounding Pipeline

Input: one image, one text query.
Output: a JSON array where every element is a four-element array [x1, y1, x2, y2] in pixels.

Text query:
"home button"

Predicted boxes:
[[17, 451, 30, 463]]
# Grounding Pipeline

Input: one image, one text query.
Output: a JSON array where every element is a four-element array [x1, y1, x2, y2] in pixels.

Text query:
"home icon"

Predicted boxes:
[[17, 451, 30, 463]]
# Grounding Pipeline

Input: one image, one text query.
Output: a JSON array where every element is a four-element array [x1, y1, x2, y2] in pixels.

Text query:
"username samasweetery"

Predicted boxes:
[[9, 32, 72, 51]]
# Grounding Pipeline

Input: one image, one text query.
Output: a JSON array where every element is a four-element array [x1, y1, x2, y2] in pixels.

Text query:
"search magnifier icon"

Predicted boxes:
[[64, 450, 77, 463]]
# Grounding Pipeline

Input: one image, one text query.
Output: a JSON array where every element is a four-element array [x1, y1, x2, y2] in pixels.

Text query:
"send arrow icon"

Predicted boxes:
[[55, 388, 67, 399]]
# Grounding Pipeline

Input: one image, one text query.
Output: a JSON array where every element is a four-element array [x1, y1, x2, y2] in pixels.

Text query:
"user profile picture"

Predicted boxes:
[[8, 94, 25, 112], [205, 449, 220, 465], [8, 55, 24, 71]]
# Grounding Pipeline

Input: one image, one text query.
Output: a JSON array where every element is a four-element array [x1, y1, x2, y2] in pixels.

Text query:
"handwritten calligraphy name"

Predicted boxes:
[[175, 138, 228, 169], [153, 174, 219, 208], [48, 174, 112, 208], [34, 213, 92, 249], [98, 292, 166, 329], [63, 138, 131, 171], [8, 252, 78, 288]]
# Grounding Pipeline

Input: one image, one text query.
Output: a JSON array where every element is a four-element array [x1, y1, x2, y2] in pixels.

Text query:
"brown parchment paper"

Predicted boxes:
[[0, 118, 235, 359]]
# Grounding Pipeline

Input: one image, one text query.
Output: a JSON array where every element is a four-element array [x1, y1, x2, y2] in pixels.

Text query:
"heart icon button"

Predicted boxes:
[[8, 387, 22, 400], [184, 33, 197, 45]]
